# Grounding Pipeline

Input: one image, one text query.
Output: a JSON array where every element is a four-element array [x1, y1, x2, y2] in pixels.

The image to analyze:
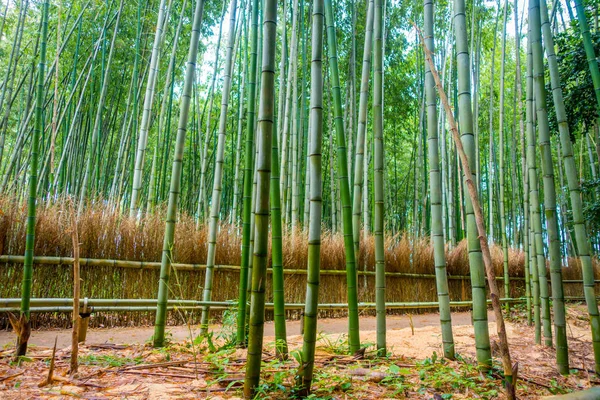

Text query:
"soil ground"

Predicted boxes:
[[0, 305, 598, 399]]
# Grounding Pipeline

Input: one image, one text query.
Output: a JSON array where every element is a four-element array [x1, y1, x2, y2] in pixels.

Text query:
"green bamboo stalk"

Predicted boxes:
[[270, 90, 287, 360], [530, 0, 569, 374], [574, 0, 600, 113], [452, 0, 492, 369], [526, 27, 552, 346], [153, 0, 205, 348], [16, 0, 49, 358], [298, 0, 324, 393], [236, 0, 260, 347], [373, 0, 386, 356], [231, 6, 249, 226], [129, 0, 169, 217], [498, 0, 510, 304], [78, 0, 124, 214], [324, 0, 360, 354], [424, 0, 455, 360], [530, 226, 541, 343], [514, 0, 531, 325], [243, 0, 276, 394], [540, 0, 600, 373], [352, 0, 374, 262], [147, 0, 187, 215], [200, 0, 238, 335]]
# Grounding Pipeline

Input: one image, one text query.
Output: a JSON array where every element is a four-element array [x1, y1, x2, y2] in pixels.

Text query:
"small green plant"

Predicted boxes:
[[79, 354, 143, 367], [317, 333, 349, 355]]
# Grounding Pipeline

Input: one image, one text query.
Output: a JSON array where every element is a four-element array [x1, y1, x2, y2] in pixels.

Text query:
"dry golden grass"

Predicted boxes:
[[0, 196, 594, 327]]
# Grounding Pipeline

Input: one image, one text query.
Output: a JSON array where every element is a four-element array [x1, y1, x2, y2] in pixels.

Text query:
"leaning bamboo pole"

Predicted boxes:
[[418, 21, 516, 398]]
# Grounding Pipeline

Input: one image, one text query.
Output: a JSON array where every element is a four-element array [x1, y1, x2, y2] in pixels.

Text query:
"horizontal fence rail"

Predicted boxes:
[[0, 254, 552, 281], [0, 297, 537, 314]]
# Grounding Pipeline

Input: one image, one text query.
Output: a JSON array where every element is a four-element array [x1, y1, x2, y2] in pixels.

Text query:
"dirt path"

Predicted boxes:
[[0, 311, 491, 349]]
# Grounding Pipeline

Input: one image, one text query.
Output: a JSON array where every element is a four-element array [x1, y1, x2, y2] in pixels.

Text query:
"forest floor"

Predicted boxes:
[[0, 304, 598, 399]]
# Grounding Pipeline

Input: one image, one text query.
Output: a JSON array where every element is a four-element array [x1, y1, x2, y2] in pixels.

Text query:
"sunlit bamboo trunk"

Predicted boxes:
[[541, 0, 600, 373], [452, 0, 492, 369], [153, 0, 205, 348], [424, 0, 455, 360], [244, 0, 276, 394]]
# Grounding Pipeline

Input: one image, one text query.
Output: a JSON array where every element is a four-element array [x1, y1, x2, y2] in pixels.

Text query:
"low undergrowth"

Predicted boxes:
[[0, 331, 585, 400]]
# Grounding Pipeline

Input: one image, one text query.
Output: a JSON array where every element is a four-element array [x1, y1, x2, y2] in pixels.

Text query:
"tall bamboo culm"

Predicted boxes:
[[324, 0, 361, 354], [129, 0, 168, 218], [153, 0, 206, 348], [243, 0, 276, 395], [15, 0, 50, 357], [373, 0, 386, 356], [352, 0, 374, 262], [529, 0, 569, 374], [526, 36, 543, 344], [200, 0, 238, 335], [298, 0, 324, 393], [452, 0, 492, 369], [236, 0, 260, 347], [424, 0, 455, 360], [541, 0, 600, 373]]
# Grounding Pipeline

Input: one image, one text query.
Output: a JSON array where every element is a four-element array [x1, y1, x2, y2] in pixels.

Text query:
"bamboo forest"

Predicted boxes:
[[4, 0, 600, 398]]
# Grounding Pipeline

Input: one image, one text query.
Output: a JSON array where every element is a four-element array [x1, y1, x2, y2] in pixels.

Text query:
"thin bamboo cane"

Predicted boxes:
[[450, 0, 492, 369], [200, 0, 238, 335], [373, 0, 386, 356], [540, 0, 600, 373], [236, 0, 260, 347], [424, 0, 455, 360], [530, 0, 569, 372], [153, 0, 206, 348], [324, 0, 361, 354], [16, 0, 49, 358], [298, 0, 324, 393]]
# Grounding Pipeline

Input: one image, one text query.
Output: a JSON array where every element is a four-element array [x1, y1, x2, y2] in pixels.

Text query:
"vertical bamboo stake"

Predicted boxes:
[[70, 205, 80, 375]]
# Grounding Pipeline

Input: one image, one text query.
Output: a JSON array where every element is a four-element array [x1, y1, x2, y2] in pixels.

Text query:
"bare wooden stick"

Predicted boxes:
[[414, 22, 517, 399], [70, 202, 80, 375]]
